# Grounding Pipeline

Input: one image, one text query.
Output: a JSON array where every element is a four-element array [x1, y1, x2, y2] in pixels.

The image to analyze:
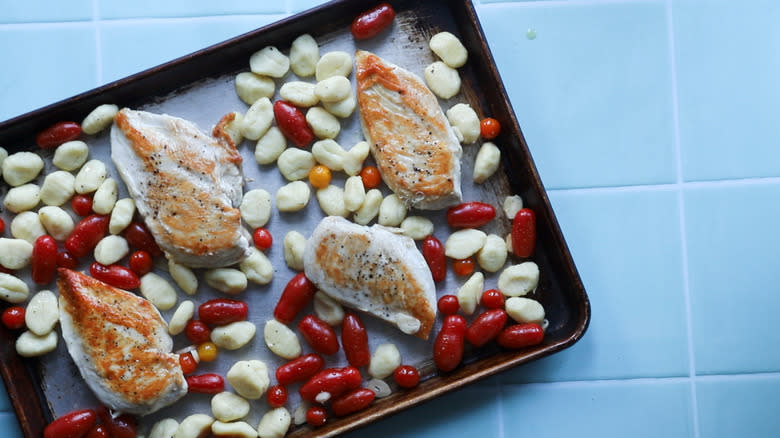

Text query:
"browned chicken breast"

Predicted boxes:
[[111, 108, 250, 268], [303, 216, 437, 339], [57, 268, 187, 415], [355, 50, 463, 210]]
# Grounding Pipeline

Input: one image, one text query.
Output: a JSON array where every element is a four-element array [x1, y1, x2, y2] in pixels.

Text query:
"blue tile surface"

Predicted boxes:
[[0, 0, 92, 23], [684, 182, 780, 376], [478, 2, 677, 189], [697, 376, 780, 438], [98, 0, 286, 19]]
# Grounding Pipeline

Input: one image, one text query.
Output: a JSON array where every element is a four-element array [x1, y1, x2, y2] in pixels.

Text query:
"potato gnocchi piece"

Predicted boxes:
[[15, 330, 57, 357], [283, 231, 307, 271], [311, 139, 346, 171], [353, 188, 383, 225], [39, 171, 75, 206], [235, 72, 275, 106], [306, 107, 340, 139], [277, 148, 315, 181], [473, 142, 501, 184], [424, 61, 461, 99], [505, 297, 545, 324], [94, 235, 129, 266], [313, 291, 344, 326], [276, 181, 311, 212], [242, 97, 274, 141], [0, 239, 33, 270], [477, 234, 508, 273], [240, 247, 273, 285], [0, 147, 7, 177], [38, 206, 75, 241], [314, 76, 352, 103], [429, 31, 468, 68], [3, 151, 44, 186], [74, 159, 107, 194], [503, 195, 523, 219], [342, 140, 370, 176], [290, 33, 319, 77], [279, 81, 319, 107], [343, 175, 366, 212], [25, 290, 58, 336], [81, 104, 119, 135], [292, 402, 311, 426], [315, 51, 352, 81], [322, 92, 357, 118], [457, 271, 484, 315], [92, 177, 118, 214], [109, 198, 135, 234], [149, 418, 179, 438], [211, 321, 256, 350], [227, 359, 270, 400], [11, 211, 46, 243], [366, 378, 392, 398], [249, 46, 290, 78], [316, 185, 349, 218], [254, 126, 287, 165], [211, 421, 257, 438], [446, 103, 480, 144], [445, 228, 487, 259], [169, 259, 198, 295], [368, 343, 402, 379], [264, 319, 301, 359], [240, 188, 272, 229], [168, 300, 194, 336], [257, 407, 291, 438], [400, 216, 434, 240], [204, 268, 248, 295], [498, 262, 540, 297], [174, 414, 214, 438], [140, 272, 178, 311], [53, 140, 89, 171], [377, 194, 407, 227], [4, 183, 40, 213], [0, 272, 30, 303]]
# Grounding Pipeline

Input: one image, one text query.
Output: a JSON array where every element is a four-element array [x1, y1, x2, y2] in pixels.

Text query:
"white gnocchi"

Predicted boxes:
[[353, 188, 383, 225], [81, 104, 119, 135], [505, 297, 545, 324], [3, 183, 40, 213], [74, 159, 107, 194], [497, 262, 540, 297], [38, 206, 75, 241], [2, 151, 44, 186], [276, 181, 311, 212], [249, 46, 290, 78], [446, 103, 480, 144], [169, 260, 198, 295], [11, 211, 46, 243], [343, 175, 366, 212], [240, 188, 272, 228], [0, 239, 33, 270], [52, 140, 89, 171], [305, 107, 340, 139], [315, 51, 352, 81], [311, 139, 346, 171], [313, 291, 344, 326], [316, 185, 349, 218], [429, 31, 468, 68], [279, 81, 319, 107], [473, 142, 501, 183], [242, 97, 274, 141], [377, 193, 407, 226], [140, 272, 178, 311], [235, 72, 275, 106], [424, 61, 461, 99], [15, 330, 57, 357], [264, 319, 301, 359], [227, 359, 270, 400], [109, 198, 135, 234], [503, 194, 523, 219], [24, 290, 59, 336], [254, 126, 287, 165], [322, 92, 357, 118], [400, 216, 434, 240], [240, 247, 273, 285], [204, 268, 248, 295], [211, 321, 257, 350], [168, 300, 195, 336], [314, 75, 352, 102], [289, 33, 319, 77], [94, 235, 129, 266], [476, 233, 508, 273], [445, 228, 487, 259], [277, 148, 315, 181], [457, 271, 485, 315], [92, 177, 119, 214], [0, 272, 29, 304], [256, 407, 291, 438], [368, 343, 402, 379], [283, 230, 307, 271], [173, 414, 214, 438], [39, 171, 75, 206]]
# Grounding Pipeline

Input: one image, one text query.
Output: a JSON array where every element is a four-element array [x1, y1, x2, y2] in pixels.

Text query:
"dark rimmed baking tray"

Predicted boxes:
[[0, 1, 590, 436]]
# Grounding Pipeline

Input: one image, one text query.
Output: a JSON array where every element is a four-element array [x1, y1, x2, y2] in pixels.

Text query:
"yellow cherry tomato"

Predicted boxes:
[[197, 342, 218, 362], [308, 164, 332, 189]]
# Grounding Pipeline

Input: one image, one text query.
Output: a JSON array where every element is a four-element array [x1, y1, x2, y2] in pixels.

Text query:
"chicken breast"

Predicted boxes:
[[355, 50, 462, 210], [303, 216, 437, 339], [57, 268, 186, 415], [111, 108, 250, 268]]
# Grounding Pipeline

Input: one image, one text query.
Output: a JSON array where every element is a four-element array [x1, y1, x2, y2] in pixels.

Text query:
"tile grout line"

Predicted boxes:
[[665, 1, 700, 437]]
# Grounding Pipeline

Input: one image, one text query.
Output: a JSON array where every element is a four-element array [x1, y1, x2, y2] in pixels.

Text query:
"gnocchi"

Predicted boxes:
[[289, 33, 319, 77], [342, 140, 370, 176], [0, 272, 30, 303], [168, 300, 195, 336], [400, 216, 434, 240], [277, 148, 315, 181], [311, 139, 346, 171], [457, 272, 484, 315], [313, 291, 345, 326], [343, 175, 366, 212], [2, 151, 44, 186], [94, 235, 129, 266], [377, 194, 407, 226], [249, 46, 290, 78], [314, 76, 352, 102], [424, 61, 461, 99], [149, 418, 179, 438], [242, 97, 274, 141], [429, 31, 468, 68], [11, 211, 46, 243], [322, 92, 357, 118], [211, 321, 257, 350], [505, 297, 546, 324], [239, 247, 274, 285], [257, 407, 291, 438], [446, 103, 480, 144], [15, 330, 57, 358], [279, 81, 319, 107], [473, 142, 501, 184], [235, 72, 275, 106], [305, 107, 340, 139], [109, 198, 135, 234], [211, 421, 257, 438], [24, 290, 59, 336], [74, 159, 107, 194], [92, 177, 119, 214], [316, 185, 349, 217], [3, 183, 40, 213], [276, 181, 311, 212], [226, 359, 270, 400], [353, 188, 383, 225], [283, 231, 307, 271], [240, 189, 272, 228], [503, 195, 523, 219], [445, 228, 487, 259], [254, 126, 287, 165], [315, 51, 352, 81], [81, 104, 119, 135], [476, 234, 508, 273], [264, 319, 302, 359], [173, 414, 214, 438], [38, 206, 75, 241], [39, 171, 75, 206], [0, 239, 33, 270], [368, 343, 402, 379], [169, 260, 198, 295], [204, 268, 248, 295], [498, 262, 540, 297], [52, 140, 89, 171], [140, 272, 178, 311]]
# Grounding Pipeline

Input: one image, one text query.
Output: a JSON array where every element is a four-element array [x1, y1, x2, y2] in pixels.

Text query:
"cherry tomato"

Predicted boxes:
[[65, 214, 110, 258], [57, 251, 79, 269], [179, 351, 198, 375], [1, 306, 26, 330], [299, 366, 362, 404], [71, 194, 93, 216], [480, 289, 505, 309], [359, 165, 382, 189], [32, 235, 58, 284], [308, 164, 332, 189], [496, 323, 545, 349], [273, 272, 317, 324], [122, 222, 162, 257], [252, 227, 273, 250], [186, 373, 224, 394], [0, 217, 5, 234], [306, 406, 328, 427], [465, 309, 508, 347], [341, 313, 370, 367], [437, 295, 459, 316], [85, 424, 109, 438], [128, 250, 153, 276], [276, 353, 325, 386], [0, 266, 12, 275], [393, 365, 420, 389], [106, 413, 136, 438], [36, 121, 81, 149], [351, 3, 396, 40], [446, 202, 496, 228], [185, 320, 212, 344], [422, 235, 446, 282], [199, 298, 249, 326], [197, 342, 219, 362], [298, 315, 340, 355], [512, 208, 536, 258], [267, 385, 288, 408], [480, 117, 501, 140], [452, 258, 475, 277], [273, 100, 314, 148], [43, 409, 97, 438], [331, 388, 376, 416], [433, 315, 467, 372], [89, 262, 140, 290]]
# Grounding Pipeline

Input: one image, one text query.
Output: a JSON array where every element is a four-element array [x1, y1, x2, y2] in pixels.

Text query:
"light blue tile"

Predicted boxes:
[[0, 26, 97, 122], [0, 414, 21, 438], [504, 188, 688, 382], [98, 0, 286, 19], [343, 386, 500, 438], [697, 376, 780, 438], [673, 0, 780, 182], [477, 2, 676, 189], [685, 182, 780, 375], [502, 380, 694, 437], [0, 385, 8, 411], [289, 0, 329, 14], [0, 1, 92, 23], [99, 16, 283, 84]]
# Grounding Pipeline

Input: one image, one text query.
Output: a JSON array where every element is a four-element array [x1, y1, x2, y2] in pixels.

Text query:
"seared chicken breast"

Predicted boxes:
[[303, 216, 437, 339], [57, 268, 186, 415], [111, 108, 250, 268], [355, 50, 463, 210]]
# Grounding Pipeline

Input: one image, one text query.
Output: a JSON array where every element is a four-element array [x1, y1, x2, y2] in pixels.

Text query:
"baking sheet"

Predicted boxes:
[[0, 1, 590, 436]]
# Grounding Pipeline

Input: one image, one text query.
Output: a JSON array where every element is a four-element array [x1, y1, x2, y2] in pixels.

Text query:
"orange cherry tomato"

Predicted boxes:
[[452, 258, 475, 277], [359, 165, 381, 189], [480, 117, 501, 139], [197, 342, 218, 362], [308, 164, 332, 189], [179, 351, 198, 375]]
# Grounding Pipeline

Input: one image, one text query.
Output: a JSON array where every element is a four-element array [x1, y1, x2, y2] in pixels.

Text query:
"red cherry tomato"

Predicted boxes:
[[299, 366, 362, 404], [433, 315, 467, 372], [185, 320, 212, 345], [480, 289, 505, 309], [128, 250, 153, 276], [298, 315, 340, 355], [267, 385, 288, 408], [351, 3, 396, 40], [480, 117, 501, 140], [359, 165, 382, 189], [273, 100, 314, 148], [276, 353, 325, 386], [122, 222, 163, 257], [70, 194, 93, 216], [89, 262, 140, 290], [331, 388, 376, 416], [179, 351, 198, 375], [186, 373, 225, 394], [32, 235, 58, 285], [496, 323, 545, 349], [273, 272, 317, 324], [512, 208, 536, 258], [393, 365, 420, 389], [57, 251, 79, 269], [199, 298, 249, 327], [341, 313, 370, 367], [252, 227, 273, 250], [1, 306, 26, 330], [437, 295, 459, 316], [43, 409, 97, 438], [422, 235, 446, 282], [306, 406, 328, 427], [0, 217, 5, 234], [465, 309, 508, 347], [65, 214, 110, 258], [446, 202, 496, 228], [105, 413, 136, 438], [452, 258, 475, 277], [36, 121, 81, 149], [85, 424, 109, 438]]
